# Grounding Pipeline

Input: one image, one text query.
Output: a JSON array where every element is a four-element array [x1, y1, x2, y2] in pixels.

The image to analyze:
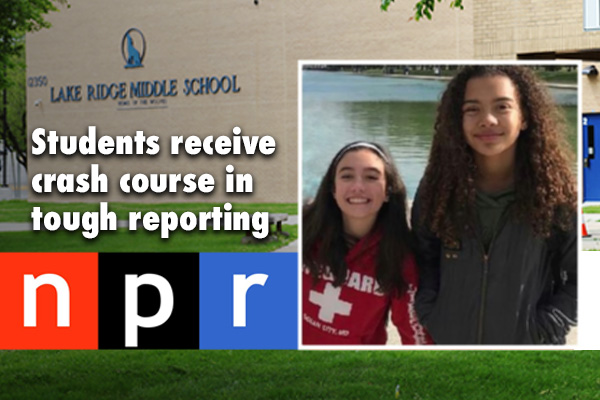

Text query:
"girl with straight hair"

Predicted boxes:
[[303, 141, 429, 345]]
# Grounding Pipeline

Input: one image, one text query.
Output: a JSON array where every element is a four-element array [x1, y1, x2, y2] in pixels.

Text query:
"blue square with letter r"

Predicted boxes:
[[199, 253, 298, 349]]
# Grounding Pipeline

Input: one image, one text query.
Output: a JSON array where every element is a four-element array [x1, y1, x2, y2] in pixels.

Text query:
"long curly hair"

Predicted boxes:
[[303, 142, 413, 295], [417, 65, 576, 242]]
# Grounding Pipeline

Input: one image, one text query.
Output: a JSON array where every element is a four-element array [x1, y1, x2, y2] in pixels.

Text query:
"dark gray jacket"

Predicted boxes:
[[411, 196, 577, 345]]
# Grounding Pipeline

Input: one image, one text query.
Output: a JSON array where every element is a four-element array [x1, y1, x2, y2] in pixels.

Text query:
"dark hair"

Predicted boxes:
[[303, 141, 413, 295], [417, 65, 576, 242]]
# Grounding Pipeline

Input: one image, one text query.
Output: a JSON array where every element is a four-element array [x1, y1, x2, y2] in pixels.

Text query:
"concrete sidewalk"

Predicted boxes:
[[273, 215, 298, 253], [0, 220, 132, 232], [0, 215, 300, 252]]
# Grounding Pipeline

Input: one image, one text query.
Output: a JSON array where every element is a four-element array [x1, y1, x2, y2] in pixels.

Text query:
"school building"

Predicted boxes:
[[472, 1, 600, 201], [25, 1, 597, 202], [24, 0, 472, 203]]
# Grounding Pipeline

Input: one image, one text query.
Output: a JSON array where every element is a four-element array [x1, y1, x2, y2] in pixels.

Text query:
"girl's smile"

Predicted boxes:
[[347, 197, 369, 204], [472, 130, 504, 142]]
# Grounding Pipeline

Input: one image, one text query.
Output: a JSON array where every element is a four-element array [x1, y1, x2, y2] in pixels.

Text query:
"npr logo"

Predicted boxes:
[[0, 253, 297, 350]]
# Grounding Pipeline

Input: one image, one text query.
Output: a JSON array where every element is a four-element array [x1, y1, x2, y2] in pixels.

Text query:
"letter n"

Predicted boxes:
[[24, 274, 70, 327]]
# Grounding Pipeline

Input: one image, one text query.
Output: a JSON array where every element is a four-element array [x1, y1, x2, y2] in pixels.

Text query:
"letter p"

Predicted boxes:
[[125, 274, 174, 347]]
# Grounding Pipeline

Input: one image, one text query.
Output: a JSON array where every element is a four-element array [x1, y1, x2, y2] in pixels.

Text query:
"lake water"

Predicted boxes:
[[302, 70, 578, 200]]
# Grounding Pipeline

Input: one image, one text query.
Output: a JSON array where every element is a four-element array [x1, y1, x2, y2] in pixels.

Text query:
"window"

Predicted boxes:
[[585, 0, 600, 30]]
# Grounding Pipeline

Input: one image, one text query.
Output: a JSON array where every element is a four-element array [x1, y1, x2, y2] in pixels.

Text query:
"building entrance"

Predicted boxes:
[[584, 113, 600, 201]]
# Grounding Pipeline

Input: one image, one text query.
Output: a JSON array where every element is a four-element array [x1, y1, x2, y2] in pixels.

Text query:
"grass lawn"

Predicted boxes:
[[0, 225, 297, 252], [356, 68, 576, 84], [0, 351, 598, 399], [534, 70, 578, 85], [583, 206, 600, 214]]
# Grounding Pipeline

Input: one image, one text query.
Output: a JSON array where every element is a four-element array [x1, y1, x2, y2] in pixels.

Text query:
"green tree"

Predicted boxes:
[[0, 0, 66, 90], [0, 0, 66, 171], [381, 0, 464, 20], [2, 47, 27, 169]]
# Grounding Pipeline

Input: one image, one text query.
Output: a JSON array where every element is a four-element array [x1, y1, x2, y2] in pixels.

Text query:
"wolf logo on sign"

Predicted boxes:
[[121, 28, 146, 69]]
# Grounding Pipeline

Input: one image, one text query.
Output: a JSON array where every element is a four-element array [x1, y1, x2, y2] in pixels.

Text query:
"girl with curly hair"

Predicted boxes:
[[412, 65, 577, 344], [303, 141, 430, 345]]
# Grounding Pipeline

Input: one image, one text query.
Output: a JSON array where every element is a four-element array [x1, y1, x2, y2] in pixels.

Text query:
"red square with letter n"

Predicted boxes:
[[0, 253, 98, 349]]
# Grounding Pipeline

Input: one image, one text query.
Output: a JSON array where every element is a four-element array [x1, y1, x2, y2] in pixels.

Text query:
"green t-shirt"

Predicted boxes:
[[476, 187, 515, 253]]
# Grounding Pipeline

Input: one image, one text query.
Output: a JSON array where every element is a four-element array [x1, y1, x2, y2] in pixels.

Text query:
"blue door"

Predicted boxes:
[[583, 113, 600, 201]]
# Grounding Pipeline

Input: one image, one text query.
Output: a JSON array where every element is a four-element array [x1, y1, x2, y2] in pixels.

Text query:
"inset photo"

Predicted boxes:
[[300, 62, 579, 347]]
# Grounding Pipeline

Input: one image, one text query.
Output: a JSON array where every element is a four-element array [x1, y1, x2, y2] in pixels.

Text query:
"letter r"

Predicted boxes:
[[232, 273, 268, 327]]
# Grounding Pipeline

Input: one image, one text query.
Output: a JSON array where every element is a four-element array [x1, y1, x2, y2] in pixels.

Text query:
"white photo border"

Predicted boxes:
[[297, 59, 583, 351]]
